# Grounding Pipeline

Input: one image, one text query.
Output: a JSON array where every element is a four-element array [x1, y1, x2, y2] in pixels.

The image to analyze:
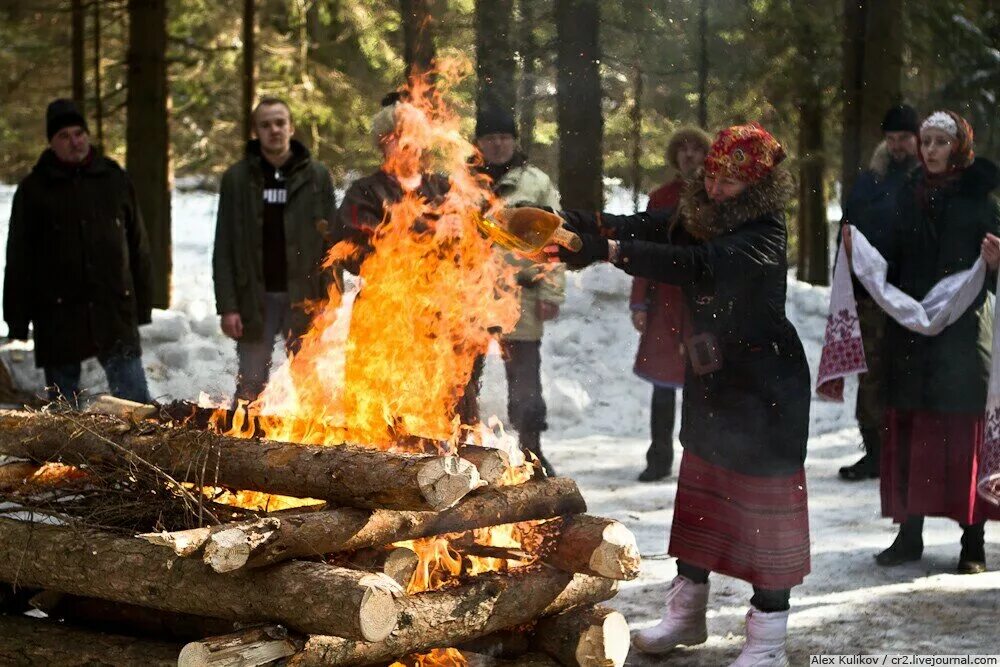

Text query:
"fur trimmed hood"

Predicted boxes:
[[677, 166, 795, 241], [869, 141, 891, 177]]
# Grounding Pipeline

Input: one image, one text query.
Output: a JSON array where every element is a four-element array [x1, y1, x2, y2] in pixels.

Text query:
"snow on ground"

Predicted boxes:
[[2, 186, 998, 661]]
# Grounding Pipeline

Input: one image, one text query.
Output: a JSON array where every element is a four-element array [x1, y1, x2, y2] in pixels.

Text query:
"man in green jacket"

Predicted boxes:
[[213, 98, 339, 403], [475, 106, 565, 475]]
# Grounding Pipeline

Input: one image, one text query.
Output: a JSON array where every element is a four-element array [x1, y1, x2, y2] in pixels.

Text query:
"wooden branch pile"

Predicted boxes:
[[0, 407, 639, 666]]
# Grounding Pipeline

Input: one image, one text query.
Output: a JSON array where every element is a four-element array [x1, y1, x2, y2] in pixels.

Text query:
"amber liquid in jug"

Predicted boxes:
[[477, 207, 583, 255]]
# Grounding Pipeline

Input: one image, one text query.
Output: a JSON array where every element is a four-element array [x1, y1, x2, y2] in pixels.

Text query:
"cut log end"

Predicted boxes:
[[416, 456, 483, 510], [203, 519, 280, 573], [178, 625, 298, 667], [576, 610, 630, 667], [458, 446, 511, 485], [534, 605, 630, 667], [588, 521, 641, 581], [358, 578, 402, 642]]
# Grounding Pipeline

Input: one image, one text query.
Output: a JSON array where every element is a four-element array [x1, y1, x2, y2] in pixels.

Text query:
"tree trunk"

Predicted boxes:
[[0, 615, 180, 666], [696, 0, 708, 128], [475, 0, 516, 117], [858, 0, 903, 169], [401, 0, 435, 80], [840, 0, 867, 209], [72, 0, 86, 113], [547, 515, 641, 580], [0, 409, 482, 511], [126, 0, 171, 309], [286, 570, 619, 666], [794, 6, 830, 286], [178, 626, 300, 667], [556, 0, 602, 209], [517, 0, 539, 159], [797, 95, 829, 286], [629, 63, 643, 212], [242, 0, 256, 142], [140, 476, 587, 570], [533, 605, 630, 667], [0, 518, 400, 641], [93, 0, 104, 151]]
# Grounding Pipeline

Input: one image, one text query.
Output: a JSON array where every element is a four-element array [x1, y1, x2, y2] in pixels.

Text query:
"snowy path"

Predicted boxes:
[[557, 427, 1000, 664]]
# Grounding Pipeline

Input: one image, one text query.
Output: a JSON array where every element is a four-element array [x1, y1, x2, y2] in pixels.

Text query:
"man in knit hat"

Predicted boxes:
[[213, 97, 339, 404], [838, 103, 920, 481], [4, 99, 153, 405], [473, 105, 564, 475]]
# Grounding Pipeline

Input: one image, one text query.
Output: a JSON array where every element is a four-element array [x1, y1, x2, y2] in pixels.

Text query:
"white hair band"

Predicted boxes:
[[921, 111, 958, 138]]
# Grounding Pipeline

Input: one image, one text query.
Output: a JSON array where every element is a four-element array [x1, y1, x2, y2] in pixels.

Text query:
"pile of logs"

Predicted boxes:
[[0, 407, 640, 666]]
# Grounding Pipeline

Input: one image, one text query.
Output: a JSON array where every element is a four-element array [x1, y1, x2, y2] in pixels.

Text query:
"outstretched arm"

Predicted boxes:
[[559, 208, 674, 243]]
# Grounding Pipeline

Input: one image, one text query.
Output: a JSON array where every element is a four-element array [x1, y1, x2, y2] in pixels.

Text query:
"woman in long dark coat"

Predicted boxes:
[[544, 123, 809, 667], [851, 110, 1000, 573]]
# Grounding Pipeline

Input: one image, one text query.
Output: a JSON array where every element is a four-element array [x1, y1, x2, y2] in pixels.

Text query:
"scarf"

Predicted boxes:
[[817, 225, 1000, 505]]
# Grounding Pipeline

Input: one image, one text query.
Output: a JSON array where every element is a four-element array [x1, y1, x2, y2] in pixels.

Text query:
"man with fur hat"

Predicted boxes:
[[473, 105, 564, 476], [838, 103, 920, 481], [213, 97, 339, 404], [630, 126, 710, 481], [5, 98, 153, 405]]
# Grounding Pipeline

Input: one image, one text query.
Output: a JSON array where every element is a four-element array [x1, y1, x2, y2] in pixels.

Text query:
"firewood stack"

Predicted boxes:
[[0, 405, 639, 667]]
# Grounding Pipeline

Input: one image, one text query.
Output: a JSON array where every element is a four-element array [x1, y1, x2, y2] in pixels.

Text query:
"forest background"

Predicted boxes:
[[1, 0, 998, 304]]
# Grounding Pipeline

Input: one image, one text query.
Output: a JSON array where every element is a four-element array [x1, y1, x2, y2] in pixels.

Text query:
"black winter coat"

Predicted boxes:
[[563, 175, 810, 476], [878, 158, 1000, 413], [4, 149, 153, 367]]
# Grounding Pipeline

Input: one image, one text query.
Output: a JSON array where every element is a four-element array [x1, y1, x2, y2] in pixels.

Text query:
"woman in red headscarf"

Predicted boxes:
[[847, 110, 1000, 574], [543, 123, 808, 666]]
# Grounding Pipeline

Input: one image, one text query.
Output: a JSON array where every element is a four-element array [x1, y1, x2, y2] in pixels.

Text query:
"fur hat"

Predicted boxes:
[[46, 98, 88, 141], [704, 122, 785, 183], [881, 104, 919, 134], [666, 126, 711, 169]]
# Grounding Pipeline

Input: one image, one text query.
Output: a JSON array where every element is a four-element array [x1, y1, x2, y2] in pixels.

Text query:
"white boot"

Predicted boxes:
[[632, 575, 709, 654], [729, 607, 790, 667]]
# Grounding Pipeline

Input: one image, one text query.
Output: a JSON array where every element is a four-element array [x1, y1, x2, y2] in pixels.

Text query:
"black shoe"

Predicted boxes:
[[958, 523, 987, 574], [637, 466, 671, 482], [839, 452, 879, 481], [876, 518, 923, 566]]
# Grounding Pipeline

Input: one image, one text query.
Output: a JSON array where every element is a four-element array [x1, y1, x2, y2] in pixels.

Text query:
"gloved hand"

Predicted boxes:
[[544, 226, 609, 270]]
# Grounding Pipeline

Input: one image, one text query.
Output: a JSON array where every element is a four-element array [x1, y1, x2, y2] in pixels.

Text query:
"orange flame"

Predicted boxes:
[[235, 59, 520, 452], [390, 648, 468, 667], [206, 60, 538, 602]]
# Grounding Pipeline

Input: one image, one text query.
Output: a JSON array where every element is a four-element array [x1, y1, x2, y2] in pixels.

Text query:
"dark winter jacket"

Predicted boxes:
[[4, 149, 153, 367], [842, 142, 918, 293], [563, 169, 810, 476], [335, 169, 450, 275], [213, 140, 339, 342], [878, 158, 1000, 413]]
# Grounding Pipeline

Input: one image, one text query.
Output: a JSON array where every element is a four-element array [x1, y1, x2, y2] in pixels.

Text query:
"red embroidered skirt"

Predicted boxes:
[[881, 409, 1000, 525], [668, 451, 811, 589]]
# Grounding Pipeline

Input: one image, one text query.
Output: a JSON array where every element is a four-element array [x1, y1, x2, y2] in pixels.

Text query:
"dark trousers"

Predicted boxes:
[[856, 297, 887, 458], [645, 385, 676, 473], [44, 343, 151, 406], [502, 340, 547, 434], [677, 560, 790, 612], [234, 292, 300, 404]]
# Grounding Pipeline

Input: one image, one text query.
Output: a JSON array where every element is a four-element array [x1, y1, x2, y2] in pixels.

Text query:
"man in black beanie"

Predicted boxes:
[[4, 99, 153, 405], [838, 103, 920, 481], [472, 105, 564, 476]]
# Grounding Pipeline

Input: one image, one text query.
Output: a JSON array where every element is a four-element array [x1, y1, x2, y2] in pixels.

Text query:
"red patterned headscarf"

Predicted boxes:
[[703, 122, 786, 183]]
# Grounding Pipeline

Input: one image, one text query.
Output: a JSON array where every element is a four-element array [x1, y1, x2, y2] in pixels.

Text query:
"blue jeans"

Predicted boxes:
[[44, 345, 152, 406]]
